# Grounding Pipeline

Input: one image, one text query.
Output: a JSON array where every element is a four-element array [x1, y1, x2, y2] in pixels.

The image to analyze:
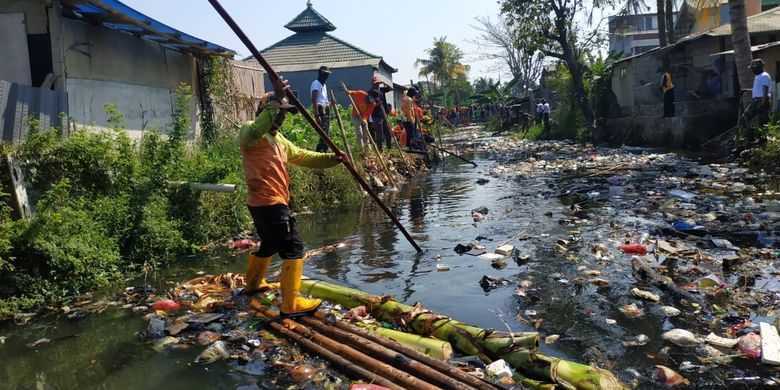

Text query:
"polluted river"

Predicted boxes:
[[1, 129, 779, 389]]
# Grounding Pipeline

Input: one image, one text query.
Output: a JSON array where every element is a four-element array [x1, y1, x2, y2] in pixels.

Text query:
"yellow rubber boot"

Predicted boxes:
[[244, 253, 279, 294], [279, 259, 321, 315]]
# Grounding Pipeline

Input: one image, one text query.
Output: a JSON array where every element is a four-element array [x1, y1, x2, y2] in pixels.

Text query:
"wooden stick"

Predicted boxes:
[[429, 143, 477, 167], [340, 82, 396, 188], [207, 0, 421, 252], [328, 90, 355, 165], [298, 315, 479, 390], [252, 311, 402, 389], [253, 306, 442, 390], [310, 311, 501, 390]]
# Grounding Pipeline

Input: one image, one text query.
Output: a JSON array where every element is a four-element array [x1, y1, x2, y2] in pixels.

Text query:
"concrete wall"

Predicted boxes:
[[61, 17, 200, 138], [0, 0, 47, 34], [0, 13, 32, 85]]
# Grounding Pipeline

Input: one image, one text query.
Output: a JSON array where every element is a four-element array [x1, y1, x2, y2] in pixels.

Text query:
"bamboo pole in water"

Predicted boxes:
[[294, 314, 479, 390], [300, 279, 627, 390], [251, 311, 402, 389], [353, 322, 453, 360], [252, 304, 442, 390], [310, 311, 501, 390]]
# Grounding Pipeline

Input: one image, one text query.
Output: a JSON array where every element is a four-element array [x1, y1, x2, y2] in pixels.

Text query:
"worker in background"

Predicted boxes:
[[241, 75, 345, 316], [346, 86, 379, 150], [311, 66, 332, 152], [368, 77, 389, 151], [744, 58, 772, 145], [541, 99, 551, 133], [535, 100, 543, 124], [658, 66, 675, 118], [402, 87, 419, 149]]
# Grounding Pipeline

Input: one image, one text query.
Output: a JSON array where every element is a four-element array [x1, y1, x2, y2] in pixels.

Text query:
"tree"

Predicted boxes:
[[415, 37, 471, 106], [473, 77, 497, 93], [500, 0, 608, 131], [657, 0, 668, 47], [470, 15, 544, 95], [728, 0, 753, 103]]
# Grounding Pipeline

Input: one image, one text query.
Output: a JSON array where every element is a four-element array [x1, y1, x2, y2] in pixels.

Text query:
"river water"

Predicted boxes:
[[1, 134, 778, 389]]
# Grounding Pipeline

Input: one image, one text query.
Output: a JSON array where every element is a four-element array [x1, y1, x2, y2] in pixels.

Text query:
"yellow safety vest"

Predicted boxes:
[[661, 72, 674, 94]]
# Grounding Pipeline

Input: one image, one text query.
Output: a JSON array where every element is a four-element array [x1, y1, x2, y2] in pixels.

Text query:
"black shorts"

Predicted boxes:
[[248, 204, 304, 259]]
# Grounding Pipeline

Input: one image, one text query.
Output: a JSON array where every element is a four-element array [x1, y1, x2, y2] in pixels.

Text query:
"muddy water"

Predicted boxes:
[[0, 142, 775, 389]]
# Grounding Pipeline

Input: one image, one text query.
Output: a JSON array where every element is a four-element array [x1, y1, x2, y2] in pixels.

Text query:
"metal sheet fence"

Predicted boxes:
[[0, 80, 69, 145]]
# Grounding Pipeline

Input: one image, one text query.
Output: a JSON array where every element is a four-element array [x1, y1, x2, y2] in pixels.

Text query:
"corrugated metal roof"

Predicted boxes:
[[284, 3, 336, 32], [260, 32, 380, 66], [61, 0, 234, 57], [707, 5, 780, 35]]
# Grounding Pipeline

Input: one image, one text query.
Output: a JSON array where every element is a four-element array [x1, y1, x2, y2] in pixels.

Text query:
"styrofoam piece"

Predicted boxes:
[[760, 322, 780, 365], [495, 245, 514, 256]]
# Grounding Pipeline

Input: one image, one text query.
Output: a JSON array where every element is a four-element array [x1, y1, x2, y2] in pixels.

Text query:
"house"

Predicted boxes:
[[0, 0, 263, 143], [245, 1, 397, 108], [601, 6, 780, 148], [609, 13, 668, 56]]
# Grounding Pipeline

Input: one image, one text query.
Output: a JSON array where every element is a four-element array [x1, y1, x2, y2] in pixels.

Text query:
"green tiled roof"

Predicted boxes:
[[284, 3, 336, 32], [261, 32, 380, 66]]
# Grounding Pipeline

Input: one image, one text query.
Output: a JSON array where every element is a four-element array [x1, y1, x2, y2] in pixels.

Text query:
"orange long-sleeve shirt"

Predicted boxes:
[[348, 90, 378, 121], [240, 107, 340, 207]]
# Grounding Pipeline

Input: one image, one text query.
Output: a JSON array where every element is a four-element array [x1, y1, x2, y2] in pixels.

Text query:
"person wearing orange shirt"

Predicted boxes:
[[346, 88, 379, 149], [401, 87, 420, 149], [240, 76, 345, 316]]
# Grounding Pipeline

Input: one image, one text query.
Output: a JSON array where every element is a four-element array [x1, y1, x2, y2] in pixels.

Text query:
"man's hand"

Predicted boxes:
[[272, 76, 289, 99], [333, 150, 348, 162]]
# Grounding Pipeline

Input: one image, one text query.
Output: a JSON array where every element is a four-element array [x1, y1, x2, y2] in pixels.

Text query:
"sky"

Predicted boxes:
[[123, 0, 507, 84]]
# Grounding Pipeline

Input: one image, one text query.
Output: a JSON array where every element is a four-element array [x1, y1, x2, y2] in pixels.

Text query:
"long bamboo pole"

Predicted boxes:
[[377, 100, 412, 171], [207, 0, 421, 253], [429, 143, 478, 167], [253, 305, 442, 390], [328, 90, 354, 164], [310, 311, 501, 390], [251, 311, 402, 389], [295, 315, 478, 390], [340, 82, 396, 188]]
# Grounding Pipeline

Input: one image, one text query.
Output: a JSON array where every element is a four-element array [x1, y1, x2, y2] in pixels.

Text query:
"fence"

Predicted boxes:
[[0, 80, 69, 145]]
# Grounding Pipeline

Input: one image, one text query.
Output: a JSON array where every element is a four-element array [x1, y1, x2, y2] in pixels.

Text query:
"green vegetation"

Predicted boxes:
[[743, 117, 780, 172], [0, 85, 364, 319]]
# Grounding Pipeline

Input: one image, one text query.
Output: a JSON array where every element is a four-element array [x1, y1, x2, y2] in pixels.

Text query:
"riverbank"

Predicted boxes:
[[0, 102, 426, 320]]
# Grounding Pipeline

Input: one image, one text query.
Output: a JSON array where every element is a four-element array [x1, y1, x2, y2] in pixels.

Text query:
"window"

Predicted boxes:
[[645, 16, 655, 31]]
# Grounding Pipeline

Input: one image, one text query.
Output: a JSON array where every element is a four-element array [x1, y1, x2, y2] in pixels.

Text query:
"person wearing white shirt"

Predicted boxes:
[[541, 99, 550, 132], [743, 58, 772, 147], [310, 66, 332, 152]]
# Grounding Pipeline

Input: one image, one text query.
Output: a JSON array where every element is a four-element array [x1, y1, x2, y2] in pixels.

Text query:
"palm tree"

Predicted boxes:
[[657, 0, 668, 47], [415, 37, 471, 106], [728, 0, 753, 103]]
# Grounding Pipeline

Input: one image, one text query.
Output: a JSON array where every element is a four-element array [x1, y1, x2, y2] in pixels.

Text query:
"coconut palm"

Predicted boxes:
[[415, 37, 471, 105], [728, 0, 753, 103]]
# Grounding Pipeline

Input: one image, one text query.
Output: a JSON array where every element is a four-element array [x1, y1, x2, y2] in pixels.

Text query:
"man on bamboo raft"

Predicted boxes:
[[239, 76, 346, 316]]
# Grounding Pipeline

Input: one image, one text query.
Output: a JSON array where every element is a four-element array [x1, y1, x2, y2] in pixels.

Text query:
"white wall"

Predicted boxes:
[[0, 13, 32, 85], [61, 17, 200, 138]]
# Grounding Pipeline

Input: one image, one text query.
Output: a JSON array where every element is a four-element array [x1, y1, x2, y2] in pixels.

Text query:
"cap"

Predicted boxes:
[[750, 58, 765, 68], [318, 65, 332, 74], [261, 92, 295, 109]]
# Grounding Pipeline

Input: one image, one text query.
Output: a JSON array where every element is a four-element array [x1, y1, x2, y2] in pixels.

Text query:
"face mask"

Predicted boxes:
[[319, 72, 330, 82], [752, 66, 762, 76]]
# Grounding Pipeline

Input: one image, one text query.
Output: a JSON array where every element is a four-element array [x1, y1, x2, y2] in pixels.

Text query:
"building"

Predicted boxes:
[[246, 1, 397, 107], [0, 0, 259, 143], [601, 6, 780, 148], [609, 13, 665, 56]]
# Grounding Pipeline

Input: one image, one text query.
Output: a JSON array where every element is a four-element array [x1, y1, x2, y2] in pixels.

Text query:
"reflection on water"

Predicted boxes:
[[4, 149, 772, 389]]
